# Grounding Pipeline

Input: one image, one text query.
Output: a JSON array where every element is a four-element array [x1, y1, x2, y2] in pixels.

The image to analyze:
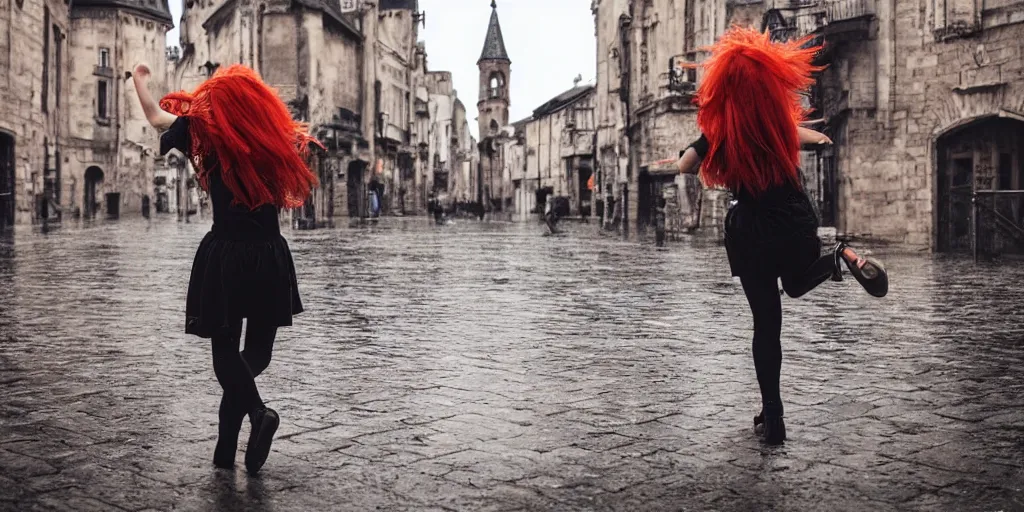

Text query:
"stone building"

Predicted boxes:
[[174, 0, 369, 225], [764, 0, 1024, 252], [0, 0, 173, 227], [593, 0, 1024, 250], [68, 0, 174, 220], [521, 85, 597, 219], [0, 0, 70, 227], [476, 0, 511, 213], [421, 70, 475, 204]]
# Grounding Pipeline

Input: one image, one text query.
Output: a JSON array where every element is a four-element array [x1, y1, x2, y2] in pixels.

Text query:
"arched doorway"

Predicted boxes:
[[936, 116, 1024, 253], [0, 132, 14, 229], [84, 166, 104, 218]]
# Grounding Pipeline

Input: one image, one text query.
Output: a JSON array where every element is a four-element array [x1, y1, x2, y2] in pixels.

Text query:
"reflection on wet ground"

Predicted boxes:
[[0, 217, 1021, 511]]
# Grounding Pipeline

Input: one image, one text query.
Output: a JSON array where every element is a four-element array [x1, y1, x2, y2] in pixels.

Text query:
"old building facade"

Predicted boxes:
[[1, 0, 172, 226], [593, 0, 1024, 250], [520, 86, 597, 219], [765, 0, 1024, 252], [173, 0, 481, 222]]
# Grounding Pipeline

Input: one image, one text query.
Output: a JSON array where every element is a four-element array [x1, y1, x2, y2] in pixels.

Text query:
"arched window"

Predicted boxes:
[[488, 72, 505, 99], [490, 119, 500, 135]]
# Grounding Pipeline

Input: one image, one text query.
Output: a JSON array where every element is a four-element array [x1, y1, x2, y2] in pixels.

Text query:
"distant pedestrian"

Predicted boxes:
[[543, 196, 558, 234], [667, 28, 889, 445], [654, 197, 667, 247], [134, 63, 316, 473]]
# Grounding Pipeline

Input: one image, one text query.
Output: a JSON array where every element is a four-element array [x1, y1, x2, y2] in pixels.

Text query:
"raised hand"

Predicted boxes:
[[133, 63, 152, 82]]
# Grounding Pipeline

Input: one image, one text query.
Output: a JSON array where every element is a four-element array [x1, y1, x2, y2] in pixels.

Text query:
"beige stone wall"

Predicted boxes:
[[827, 1, 1024, 247], [0, 0, 70, 223], [66, 7, 169, 218]]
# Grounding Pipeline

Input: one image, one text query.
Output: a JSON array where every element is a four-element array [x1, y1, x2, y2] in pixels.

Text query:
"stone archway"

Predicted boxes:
[[84, 166, 104, 218], [935, 115, 1024, 253]]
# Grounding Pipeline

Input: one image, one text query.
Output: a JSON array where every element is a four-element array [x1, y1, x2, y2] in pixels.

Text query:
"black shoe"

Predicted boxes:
[[756, 402, 786, 445], [762, 414, 787, 445], [245, 407, 280, 475], [836, 242, 888, 298]]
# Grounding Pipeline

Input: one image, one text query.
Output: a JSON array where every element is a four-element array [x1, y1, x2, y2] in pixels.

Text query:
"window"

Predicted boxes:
[[99, 48, 110, 68], [490, 119, 499, 135], [42, 7, 50, 112], [97, 80, 109, 119], [54, 26, 62, 109], [488, 72, 505, 99]]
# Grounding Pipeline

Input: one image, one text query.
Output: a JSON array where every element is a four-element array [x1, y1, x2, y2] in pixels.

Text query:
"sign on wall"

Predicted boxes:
[[341, 0, 363, 13]]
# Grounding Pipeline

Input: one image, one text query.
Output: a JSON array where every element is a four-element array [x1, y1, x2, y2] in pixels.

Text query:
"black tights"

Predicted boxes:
[[740, 252, 838, 412], [211, 319, 277, 435]]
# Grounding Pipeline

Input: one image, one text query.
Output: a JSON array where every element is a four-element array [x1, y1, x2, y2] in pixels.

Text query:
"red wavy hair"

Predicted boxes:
[[690, 27, 824, 197], [160, 65, 322, 210]]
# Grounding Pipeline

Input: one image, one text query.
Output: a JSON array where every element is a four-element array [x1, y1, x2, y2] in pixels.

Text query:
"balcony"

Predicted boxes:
[[765, 0, 876, 42]]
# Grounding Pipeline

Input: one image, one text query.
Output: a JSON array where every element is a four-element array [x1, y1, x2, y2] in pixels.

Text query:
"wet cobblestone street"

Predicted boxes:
[[0, 217, 1022, 511]]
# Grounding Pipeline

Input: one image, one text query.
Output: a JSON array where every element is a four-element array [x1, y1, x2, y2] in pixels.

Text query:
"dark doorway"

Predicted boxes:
[[936, 117, 1024, 253], [637, 169, 675, 227], [0, 133, 13, 229], [84, 166, 104, 218], [347, 160, 365, 218], [578, 166, 593, 217], [535, 186, 553, 214]]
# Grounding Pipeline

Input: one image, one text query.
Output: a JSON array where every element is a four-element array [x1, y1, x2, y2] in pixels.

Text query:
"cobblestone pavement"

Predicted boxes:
[[0, 217, 1022, 512]]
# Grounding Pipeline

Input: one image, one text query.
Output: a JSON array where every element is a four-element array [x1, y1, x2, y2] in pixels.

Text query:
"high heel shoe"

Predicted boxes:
[[835, 242, 888, 298]]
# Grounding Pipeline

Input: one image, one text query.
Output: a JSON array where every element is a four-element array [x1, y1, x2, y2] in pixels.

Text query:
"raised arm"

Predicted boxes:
[[131, 64, 177, 131], [798, 126, 832, 146]]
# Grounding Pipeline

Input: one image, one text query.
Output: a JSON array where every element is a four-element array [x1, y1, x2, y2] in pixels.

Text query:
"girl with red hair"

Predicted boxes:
[[670, 27, 889, 444], [133, 63, 320, 473]]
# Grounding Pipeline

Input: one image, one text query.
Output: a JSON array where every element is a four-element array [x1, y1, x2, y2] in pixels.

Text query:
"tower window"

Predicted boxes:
[[490, 119, 499, 135], [488, 71, 505, 99], [97, 80, 109, 119]]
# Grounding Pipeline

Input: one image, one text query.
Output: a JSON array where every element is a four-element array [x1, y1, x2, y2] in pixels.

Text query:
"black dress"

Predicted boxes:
[[685, 135, 821, 278], [160, 117, 304, 338]]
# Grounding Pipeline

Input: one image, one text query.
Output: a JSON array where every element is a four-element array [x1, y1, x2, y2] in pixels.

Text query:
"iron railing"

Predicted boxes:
[[972, 190, 1024, 260]]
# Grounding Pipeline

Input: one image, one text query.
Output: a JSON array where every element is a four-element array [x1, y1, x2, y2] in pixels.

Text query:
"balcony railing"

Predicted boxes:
[[774, 0, 876, 39]]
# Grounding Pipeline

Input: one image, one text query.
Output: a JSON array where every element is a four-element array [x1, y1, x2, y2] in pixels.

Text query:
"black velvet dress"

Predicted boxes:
[[160, 117, 304, 338], [685, 134, 822, 278]]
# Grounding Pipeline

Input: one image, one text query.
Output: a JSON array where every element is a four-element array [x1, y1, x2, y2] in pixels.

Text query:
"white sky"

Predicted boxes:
[[165, 0, 596, 138]]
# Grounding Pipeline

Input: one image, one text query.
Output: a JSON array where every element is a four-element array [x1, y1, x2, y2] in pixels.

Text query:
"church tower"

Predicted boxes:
[[477, 0, 510, 138]]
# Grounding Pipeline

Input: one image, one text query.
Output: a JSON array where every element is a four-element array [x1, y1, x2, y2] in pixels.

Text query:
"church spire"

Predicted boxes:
[[478, 1, 510, 64]]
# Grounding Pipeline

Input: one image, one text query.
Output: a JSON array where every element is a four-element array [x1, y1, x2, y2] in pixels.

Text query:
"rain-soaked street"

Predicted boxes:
[[0, 217, 1022, 511]]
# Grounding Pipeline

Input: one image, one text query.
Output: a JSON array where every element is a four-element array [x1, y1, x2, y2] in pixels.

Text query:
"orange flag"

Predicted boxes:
[[587, 174, 595, 190]]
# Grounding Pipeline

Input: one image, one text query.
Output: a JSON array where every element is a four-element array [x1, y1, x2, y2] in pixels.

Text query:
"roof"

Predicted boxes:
[[205, 0, 361, 40], [531, 85, 595, 118], [478, 1, 510, 64], [71, 0, 173, 24]]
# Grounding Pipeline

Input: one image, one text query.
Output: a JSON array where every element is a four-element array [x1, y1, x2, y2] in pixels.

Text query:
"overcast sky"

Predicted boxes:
[[166, 0, 596, 138]]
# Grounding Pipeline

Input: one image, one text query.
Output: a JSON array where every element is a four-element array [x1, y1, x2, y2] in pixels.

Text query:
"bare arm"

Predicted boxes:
[[132, 64, 177, 131], [798, 126, 832, 145], [675, 146, 702, 175]]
